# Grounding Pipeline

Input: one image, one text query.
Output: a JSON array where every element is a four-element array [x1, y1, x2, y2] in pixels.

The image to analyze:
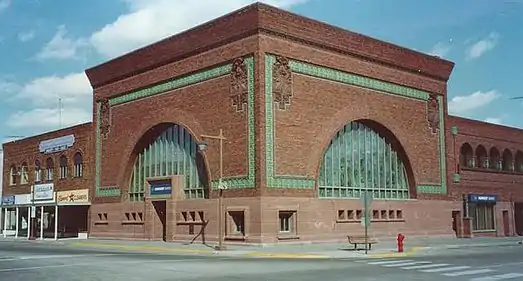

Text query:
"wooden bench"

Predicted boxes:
[[347, 235, 378, 250]]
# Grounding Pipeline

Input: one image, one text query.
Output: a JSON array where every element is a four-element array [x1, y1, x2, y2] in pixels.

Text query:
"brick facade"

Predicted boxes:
[[2, 122, 93, 196], [3, 3, 523, 243]]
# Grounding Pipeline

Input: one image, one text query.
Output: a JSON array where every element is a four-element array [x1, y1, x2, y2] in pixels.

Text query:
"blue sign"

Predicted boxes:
[[150, 181, 172, 196], [1, 195, 15, 206], [468, 194, 497, 204]]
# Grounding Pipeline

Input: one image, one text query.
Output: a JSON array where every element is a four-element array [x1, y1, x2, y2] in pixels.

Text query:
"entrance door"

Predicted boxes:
[[152, 201, 167, 241], [515, 203, 523, 236], [502, 210, 510, 236], [451, 210, 460, 237]]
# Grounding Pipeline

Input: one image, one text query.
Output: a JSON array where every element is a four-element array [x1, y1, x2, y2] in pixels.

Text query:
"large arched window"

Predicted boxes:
[[476, 145, 488, 169], [489, 147, 501, 170], [34, 160, 42, 182], [502, 149, 514, 171], [74, 152, 83, 177], [59, 155, 68, 179], [459, 143, 475, 168], [46, 157, 54, 181], [515, 150, 523, 172], [318, 121, 410, 199], [129, 124, 207, 202], [20, 162, 29, 184], [9, 165, 18, 185]]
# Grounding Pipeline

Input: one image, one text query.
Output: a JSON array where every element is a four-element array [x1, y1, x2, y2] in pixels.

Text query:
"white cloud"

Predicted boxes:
[[427, 41, 452, 58], [0, 0, 10, 12], [485, 117, 503, 125], [35, 25, 87, 60], [18, 30, 35, 42], [466, 32, 499, 60], [14, 72, 92, 106], [6, 72, 92, 130], [47, 0, 308, 59], [6, 107, 91, 129], [448, 90, 500, 115]]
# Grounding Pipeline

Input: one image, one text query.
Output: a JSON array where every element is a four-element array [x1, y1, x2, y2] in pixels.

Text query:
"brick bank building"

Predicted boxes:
[[2, 3, 523, 243]]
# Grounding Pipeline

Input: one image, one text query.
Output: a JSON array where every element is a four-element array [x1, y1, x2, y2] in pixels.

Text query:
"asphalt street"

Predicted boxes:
[[0, 241, 522, 281]]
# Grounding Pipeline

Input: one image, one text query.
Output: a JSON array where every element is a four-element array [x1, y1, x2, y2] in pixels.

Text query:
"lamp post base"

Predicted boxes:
[[214, 245, 227, 251]]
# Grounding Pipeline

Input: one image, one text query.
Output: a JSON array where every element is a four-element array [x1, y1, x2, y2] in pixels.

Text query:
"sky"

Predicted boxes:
[[0, 0, 522, 188]]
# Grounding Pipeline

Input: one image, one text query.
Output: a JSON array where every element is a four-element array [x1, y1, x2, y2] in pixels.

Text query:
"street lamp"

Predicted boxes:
[[198, 129, 227, 251]]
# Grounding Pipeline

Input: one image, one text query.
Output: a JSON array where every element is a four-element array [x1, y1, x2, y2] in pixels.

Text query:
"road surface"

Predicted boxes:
[[0, 240, 522, 281]]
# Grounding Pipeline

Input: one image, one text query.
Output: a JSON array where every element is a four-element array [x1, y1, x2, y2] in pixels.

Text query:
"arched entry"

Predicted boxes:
[[128, 123, 208, 201], [318, 120, 412, 199]]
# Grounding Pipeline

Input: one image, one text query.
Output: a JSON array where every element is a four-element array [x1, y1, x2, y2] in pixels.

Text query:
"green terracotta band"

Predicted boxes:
[[265, 54, 446, 194], [95, 57, 256, 197]]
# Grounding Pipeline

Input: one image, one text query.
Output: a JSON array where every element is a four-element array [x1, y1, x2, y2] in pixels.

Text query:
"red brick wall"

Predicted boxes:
[[2, 122, 94, 196], [446, 116, 523, 202], [258, 35, 448, 197], [86, 3, 453, 88], [92, 37, 260, 199]]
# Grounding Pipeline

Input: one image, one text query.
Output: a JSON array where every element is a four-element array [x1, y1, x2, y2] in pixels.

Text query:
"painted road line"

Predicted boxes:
[[402, 263, 450, 270], [367, 259, 415, 265], [420, 265, 471, 273], [442, 268, 495, 277], [366, 247, 425, 258], [382, 261, 432, 267], [0, 254, 117, 262], [470, 273, 523, 281], [245, 252, 329, 259], [354, 259, 397, 263]]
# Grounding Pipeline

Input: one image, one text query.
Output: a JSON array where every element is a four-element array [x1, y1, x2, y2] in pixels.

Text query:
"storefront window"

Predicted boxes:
[[471, 203, 495, 231], [4, 208, 17, 230]]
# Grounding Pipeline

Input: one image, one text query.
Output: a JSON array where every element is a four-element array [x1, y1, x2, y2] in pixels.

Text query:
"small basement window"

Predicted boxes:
[[279, 211, 297, 235], [228, 211, 245, 236]]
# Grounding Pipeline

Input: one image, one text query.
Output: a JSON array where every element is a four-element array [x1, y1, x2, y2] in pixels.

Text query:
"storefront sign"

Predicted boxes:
[[56, 189, 89, 203], [39, 134, 75, 154], [15, 194, 31, 205], [33, 183, 54, 201], [150, 181, 172, 196], [1, 195, 15, 206], [468, 194, 497, 204]]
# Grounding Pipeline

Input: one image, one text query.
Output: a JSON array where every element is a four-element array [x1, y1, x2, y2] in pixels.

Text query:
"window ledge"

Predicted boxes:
[[225, 235, 246, 241], [336, 219, 405, 223], [176, 221, 205, 225], [277, 234, 299, 240], [93, 221, 108, 225], [472, 229, 496, 233], [461, 167, 523, 175], [121, 221, 144, 225]]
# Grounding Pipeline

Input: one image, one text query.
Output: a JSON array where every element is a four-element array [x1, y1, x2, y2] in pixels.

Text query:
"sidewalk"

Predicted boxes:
[[1, 235, 521, 259]]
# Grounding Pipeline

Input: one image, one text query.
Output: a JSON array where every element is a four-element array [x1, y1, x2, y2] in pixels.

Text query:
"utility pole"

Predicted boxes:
[[58, 98, 63, 129]]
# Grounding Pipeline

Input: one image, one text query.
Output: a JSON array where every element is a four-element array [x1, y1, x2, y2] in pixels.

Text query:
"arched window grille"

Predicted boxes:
[[318, 121, 409, 199], [129, 124, 206, 202]]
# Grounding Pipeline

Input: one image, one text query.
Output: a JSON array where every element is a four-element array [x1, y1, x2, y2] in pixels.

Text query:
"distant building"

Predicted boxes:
[[1, 123, 91, 239], [2, 3, 522, 243]]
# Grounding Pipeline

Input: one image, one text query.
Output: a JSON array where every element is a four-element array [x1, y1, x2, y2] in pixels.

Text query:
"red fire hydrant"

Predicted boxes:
[[397, 233, 405, 253]]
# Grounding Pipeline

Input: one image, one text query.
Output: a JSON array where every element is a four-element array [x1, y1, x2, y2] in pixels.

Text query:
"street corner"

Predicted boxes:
[[244, 251, 331, 259], [365, 247, 428, 259], [67, 241, 214, 255]]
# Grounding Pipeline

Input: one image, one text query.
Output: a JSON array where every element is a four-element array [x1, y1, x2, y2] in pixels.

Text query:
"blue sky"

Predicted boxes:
[[0, 0, 522, 185]]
